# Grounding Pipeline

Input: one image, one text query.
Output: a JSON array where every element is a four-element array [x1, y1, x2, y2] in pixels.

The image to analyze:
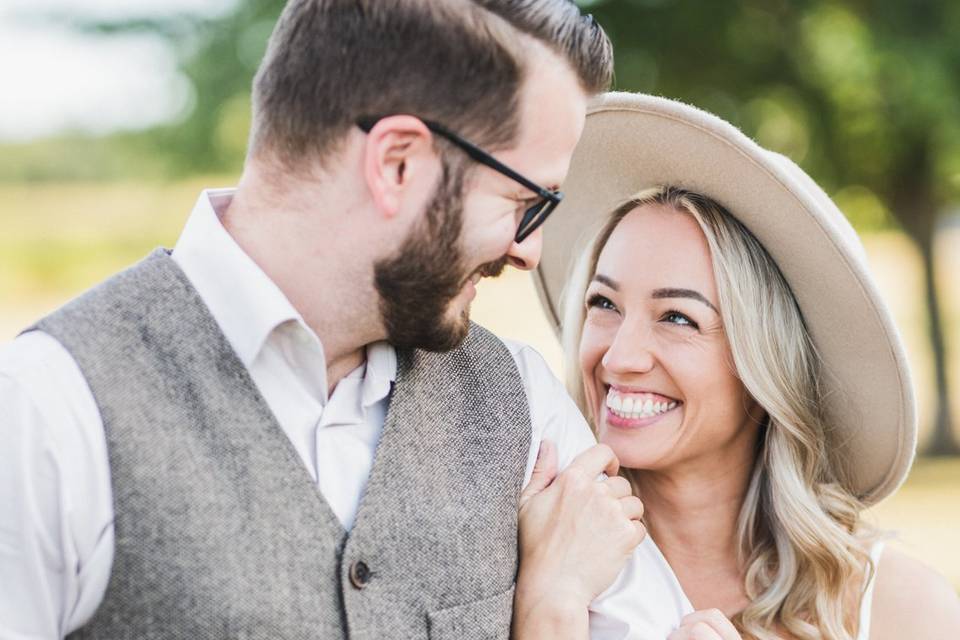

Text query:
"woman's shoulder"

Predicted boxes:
[[869, 545, 960, 639]]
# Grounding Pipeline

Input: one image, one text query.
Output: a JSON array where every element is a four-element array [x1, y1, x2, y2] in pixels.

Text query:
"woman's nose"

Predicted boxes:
[[505, 225, 543, 271], [601, 321, 656, 375]]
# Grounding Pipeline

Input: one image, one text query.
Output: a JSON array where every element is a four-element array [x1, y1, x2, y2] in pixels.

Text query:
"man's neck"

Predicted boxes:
[[221, 168, 386, 393]]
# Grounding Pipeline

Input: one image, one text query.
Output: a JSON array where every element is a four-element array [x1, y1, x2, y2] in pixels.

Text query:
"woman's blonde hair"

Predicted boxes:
[[562, 185, 874, 640]]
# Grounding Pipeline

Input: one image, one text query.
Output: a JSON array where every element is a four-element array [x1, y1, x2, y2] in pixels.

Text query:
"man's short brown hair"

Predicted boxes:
[[249, 0, 612, 169]]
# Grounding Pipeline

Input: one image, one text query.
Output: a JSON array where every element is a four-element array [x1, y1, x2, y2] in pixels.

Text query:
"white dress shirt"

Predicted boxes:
[[0, 189, 692, 639]]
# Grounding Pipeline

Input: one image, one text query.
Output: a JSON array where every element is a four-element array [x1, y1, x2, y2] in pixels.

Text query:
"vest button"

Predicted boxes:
[[349, 560, 372, 589]]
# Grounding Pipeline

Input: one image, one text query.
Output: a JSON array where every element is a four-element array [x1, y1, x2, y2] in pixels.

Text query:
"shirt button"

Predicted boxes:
[[349, 560, 372, 589]]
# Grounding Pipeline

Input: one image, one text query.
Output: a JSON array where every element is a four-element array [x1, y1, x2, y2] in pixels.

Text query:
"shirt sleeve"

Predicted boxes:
[[0, 332, 114, 639], [502, 339, 597, 486], [589, 538, 695, 639], [505, 338, 691, 639]]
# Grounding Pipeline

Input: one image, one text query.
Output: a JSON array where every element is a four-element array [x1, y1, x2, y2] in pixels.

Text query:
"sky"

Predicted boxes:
[[0, 0, 233, 142]]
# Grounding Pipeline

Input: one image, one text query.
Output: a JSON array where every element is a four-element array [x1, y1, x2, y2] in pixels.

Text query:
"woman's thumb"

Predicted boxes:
[[520, 439, 558, 507]]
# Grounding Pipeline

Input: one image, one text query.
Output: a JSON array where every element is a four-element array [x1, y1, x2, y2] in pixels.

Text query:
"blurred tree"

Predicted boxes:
[[70, 0, 959, 454], [584, 0, 960, 455], [69, 1, 286, 175]]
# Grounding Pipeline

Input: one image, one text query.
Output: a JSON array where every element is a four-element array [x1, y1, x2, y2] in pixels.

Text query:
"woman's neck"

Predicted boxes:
[[633, 434, 759, 614], [639, 466, 747, 561]]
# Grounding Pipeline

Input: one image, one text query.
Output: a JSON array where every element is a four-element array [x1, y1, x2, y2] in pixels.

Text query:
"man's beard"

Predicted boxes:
[[374, 163, 507, 352]]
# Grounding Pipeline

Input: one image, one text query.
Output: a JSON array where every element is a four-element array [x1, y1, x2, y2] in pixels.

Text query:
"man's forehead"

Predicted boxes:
[[509, 50, 589, 184], [508, 106, 587, 188]]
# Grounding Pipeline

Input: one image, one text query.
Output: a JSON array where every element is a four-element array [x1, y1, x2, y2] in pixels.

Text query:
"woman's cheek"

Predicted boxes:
[[579, 325, 607, 421]]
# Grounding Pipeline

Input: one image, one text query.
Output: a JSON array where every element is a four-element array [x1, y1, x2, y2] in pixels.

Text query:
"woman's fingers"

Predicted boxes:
[[515, 442, 643, 605], [603, 474, 632, 498], [674, 610, 742, 640], [619, 495, 644, 520], [519, 440, 558, 508], [668, 622, 721, 640], [690, 622, 722, 640], [566, 443, 620, 479]]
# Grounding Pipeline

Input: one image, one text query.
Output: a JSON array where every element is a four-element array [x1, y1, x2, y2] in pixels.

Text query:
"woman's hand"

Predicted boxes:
[[512, 441, 646, 639], [668, 610, 743, 640]]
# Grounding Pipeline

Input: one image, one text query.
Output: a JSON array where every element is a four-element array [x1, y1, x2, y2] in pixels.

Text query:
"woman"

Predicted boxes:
[[517, 93, 960, 639]]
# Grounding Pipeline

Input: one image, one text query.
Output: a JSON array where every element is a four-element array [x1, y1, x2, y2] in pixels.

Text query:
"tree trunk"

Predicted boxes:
[[889, 144, 958, 456], [918, 231, 959, 455]]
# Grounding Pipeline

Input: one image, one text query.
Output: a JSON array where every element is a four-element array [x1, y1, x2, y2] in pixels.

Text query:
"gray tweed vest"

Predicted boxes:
[[34, 250, 530, 640]]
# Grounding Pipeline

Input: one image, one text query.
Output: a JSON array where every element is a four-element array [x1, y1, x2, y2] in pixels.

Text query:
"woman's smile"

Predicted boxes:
[[602, 385, 682, 430]]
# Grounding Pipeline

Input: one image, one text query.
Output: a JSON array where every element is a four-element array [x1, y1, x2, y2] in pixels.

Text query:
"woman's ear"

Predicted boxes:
[[362, 115, 439, 219]]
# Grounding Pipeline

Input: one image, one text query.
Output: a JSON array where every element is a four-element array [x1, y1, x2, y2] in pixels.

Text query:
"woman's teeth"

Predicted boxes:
[[605, 389, 678, 420]]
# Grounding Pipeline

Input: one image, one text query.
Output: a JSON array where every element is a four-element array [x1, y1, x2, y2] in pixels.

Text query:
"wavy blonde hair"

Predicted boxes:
[[561, 186, 874, 640]]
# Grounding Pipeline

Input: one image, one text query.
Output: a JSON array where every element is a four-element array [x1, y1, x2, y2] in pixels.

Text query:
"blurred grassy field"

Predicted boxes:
[[2, 178, 959, 589]]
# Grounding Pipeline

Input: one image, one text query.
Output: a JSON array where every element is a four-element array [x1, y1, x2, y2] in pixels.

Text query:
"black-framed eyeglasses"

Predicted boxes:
[[357, 116, 562, 243]]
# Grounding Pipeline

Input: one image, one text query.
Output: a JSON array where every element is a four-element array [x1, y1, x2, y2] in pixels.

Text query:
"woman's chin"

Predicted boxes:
[[598, 406, 683, 470], [600, 445, 669, 472]]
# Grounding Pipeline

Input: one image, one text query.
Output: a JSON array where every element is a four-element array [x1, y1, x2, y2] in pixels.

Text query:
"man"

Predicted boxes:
[[0, 1, 667, 638]]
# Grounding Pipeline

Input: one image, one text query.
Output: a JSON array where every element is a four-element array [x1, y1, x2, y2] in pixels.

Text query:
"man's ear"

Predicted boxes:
[[362, 115, 439, 219]]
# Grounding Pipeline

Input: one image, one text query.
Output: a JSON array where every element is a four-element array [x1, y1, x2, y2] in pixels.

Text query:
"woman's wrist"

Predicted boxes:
[[512, 578, 590, 639]]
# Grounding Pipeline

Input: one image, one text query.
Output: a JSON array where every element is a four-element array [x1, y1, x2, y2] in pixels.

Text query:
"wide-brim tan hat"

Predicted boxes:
[[533, 92, 917, 506]]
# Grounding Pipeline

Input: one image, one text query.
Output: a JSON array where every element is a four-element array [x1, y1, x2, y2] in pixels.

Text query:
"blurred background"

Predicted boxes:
[[2, 0, 958, 589]]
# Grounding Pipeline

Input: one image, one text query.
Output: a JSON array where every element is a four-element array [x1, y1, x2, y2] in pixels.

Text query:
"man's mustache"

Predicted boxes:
[[477, 256, 508, 279]]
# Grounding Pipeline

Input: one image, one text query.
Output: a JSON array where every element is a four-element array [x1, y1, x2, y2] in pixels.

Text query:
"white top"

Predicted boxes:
[[857, 541, 885, 640], [591, 537, 694, 639], [0, 189, 690, 639]]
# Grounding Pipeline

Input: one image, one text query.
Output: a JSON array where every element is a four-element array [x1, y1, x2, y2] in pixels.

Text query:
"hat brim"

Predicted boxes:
[[533, 92, 917, 506]]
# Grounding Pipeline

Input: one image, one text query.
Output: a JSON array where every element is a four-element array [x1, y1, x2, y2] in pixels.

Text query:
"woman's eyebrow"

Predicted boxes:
[[591, 273, 620, 291], [652, 287, 719, 314]]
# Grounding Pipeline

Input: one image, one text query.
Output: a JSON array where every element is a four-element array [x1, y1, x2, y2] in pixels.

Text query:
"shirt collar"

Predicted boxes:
[[362, 341, 397, 407], [171, 188, 303, 368]]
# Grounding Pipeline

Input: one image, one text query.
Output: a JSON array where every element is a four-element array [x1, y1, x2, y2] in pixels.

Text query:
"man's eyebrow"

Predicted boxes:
[[652, 288, 719, 314], [591, 273, 620, 291]]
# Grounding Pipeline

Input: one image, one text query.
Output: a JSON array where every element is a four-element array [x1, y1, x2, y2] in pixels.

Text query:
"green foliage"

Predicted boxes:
[[56, 1, 286, 177], [24, 0, 960, 223], [0, 132, 169, 183], [157, 1, 283, 174], [582, 0, 960, 234]]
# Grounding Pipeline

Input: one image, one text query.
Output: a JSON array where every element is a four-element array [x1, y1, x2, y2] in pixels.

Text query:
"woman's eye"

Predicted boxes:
[[662, 310, 699, 329], [586, 293, 617, 312]]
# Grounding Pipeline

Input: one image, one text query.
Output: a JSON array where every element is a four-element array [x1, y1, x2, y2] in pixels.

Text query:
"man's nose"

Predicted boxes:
[[505, 226, 543, 271]]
